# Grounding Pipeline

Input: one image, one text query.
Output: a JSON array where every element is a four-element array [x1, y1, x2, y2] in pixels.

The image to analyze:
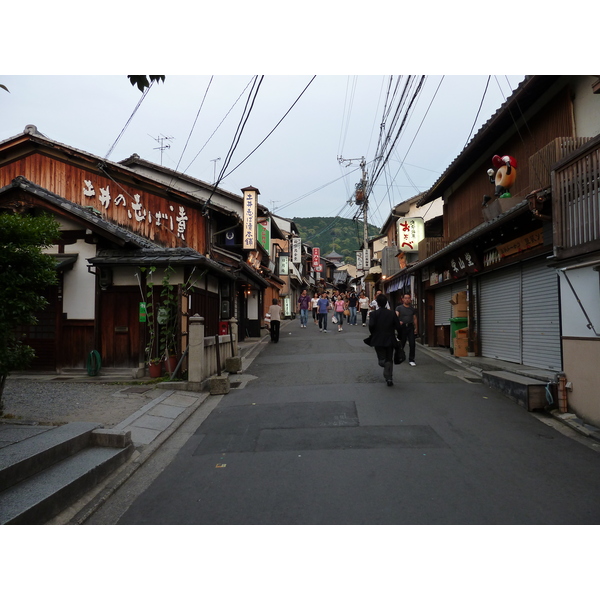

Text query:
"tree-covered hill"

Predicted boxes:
[[293, 216, 380, 265]]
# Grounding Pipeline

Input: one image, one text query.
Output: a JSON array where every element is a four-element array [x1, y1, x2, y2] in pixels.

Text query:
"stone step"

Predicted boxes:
[[0, 422, 101, 492], [482, 370, 552, 411], [0, 445, 133, 524]]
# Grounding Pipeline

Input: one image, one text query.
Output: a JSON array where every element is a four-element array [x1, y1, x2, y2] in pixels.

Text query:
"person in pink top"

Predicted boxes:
[[334, 295, 345, 332]]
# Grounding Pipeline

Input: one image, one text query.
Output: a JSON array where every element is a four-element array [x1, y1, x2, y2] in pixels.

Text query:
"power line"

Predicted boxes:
[[174, 76, 214, 173], [105, 82, 154, 160], [183, 76, 255, 175], [202, 76, 264, 214], [222, 76, 316, 180], [462, 75, 490, 149]]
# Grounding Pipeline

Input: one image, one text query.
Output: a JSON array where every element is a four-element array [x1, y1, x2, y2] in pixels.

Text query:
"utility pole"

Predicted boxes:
[[338, 155, 369, 264]]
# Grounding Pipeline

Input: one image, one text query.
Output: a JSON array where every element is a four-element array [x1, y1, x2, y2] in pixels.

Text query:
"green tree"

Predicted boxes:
[[0, 213, 59, 408], [127, 75, 165, 92]]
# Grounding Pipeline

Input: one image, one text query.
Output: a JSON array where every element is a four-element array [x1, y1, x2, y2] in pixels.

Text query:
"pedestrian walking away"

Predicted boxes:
[[267, 298, 282, 343], [317, 292, 331, 332], [367, 293, 403, 386], [358, 291, 369, 326], [348, 292, 358, 325], [395, 293, 418, 366], [297, 289, 311, 328]]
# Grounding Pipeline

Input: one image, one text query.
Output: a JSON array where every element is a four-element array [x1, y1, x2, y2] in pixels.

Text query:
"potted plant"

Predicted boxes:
[[141, 265, 164, 377], [157, 265, 179, 374]]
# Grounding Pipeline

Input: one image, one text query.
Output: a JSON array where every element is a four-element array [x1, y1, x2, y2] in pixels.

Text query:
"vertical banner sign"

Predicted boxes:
[[139, 302, 147, 323], [257, 217, 270, 251], [356, 250, 363, 270], [291, 237, 301, 264], [243, 189, 257, 250], [363, 248, 371, 270], [312, 247, 320, 269], [284, 296, 292, 317], [279, 254, 289, 275]]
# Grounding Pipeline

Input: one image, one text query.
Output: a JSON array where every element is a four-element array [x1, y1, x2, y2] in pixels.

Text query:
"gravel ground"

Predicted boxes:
[[0, 379, 157, 427]]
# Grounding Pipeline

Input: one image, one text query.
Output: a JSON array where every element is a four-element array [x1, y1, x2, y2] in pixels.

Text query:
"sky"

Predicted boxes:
[[0, 74, 525, 228], [3, 3, 594, 588]]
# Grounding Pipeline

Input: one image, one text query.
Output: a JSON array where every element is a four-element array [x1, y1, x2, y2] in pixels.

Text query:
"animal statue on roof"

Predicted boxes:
[[483, 154, 518, 206]]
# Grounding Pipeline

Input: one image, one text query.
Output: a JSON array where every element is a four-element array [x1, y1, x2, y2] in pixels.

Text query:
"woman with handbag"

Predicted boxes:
[[334, 294, 346, 332]]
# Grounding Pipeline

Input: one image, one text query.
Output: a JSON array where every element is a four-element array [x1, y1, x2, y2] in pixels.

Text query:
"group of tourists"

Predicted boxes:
[[269, 289, 418, 387], [306, 290, 368, 333]]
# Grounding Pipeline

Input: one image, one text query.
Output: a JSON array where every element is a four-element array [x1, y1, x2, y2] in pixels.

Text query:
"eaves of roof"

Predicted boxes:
[[1, 176, 160, 249], [88, 247, 236, 279], [119, 154, 246, 207], [417, 75, 564, 207], [0, 129, 205, 210], [405, 199, 530, 274]]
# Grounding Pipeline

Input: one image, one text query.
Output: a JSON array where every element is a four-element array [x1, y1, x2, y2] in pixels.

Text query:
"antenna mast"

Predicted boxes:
[[150, 134, 174, 165]]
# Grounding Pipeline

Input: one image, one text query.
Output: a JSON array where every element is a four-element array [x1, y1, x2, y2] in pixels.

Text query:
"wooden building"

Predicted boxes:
[[402, 76, 600, 424], [0, 126, 269, 374]]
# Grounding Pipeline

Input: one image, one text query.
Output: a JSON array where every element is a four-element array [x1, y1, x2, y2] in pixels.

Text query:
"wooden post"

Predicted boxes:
[[229, 317, 238, 357], [188, 314, 205, 383], [215, 334, 221, 376]]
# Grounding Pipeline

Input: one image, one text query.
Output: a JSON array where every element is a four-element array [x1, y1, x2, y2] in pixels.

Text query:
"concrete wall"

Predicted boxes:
[[62, 239, 96, 319], [558, 264, 600, 338], [572, 76, 600, 138], [562, 338, 600, 427]]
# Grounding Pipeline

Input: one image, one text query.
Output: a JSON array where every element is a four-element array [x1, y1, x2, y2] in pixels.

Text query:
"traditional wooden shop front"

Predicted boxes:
[[0, 128, 235, 374], [409, 76, 587, 372], [411, 200, 560, 371]]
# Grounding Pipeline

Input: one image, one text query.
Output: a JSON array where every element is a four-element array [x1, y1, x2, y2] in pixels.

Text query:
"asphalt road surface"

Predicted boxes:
[[97, 319, 600, 525]]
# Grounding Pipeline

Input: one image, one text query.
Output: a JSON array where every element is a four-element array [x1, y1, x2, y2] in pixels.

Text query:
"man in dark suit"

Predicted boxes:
[[368, 293, 403, 386]]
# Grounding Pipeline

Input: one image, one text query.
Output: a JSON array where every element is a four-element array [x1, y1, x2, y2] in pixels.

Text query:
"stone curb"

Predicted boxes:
[[66, 391, 210, 525], [65, 332, 274, 524], [417, 343, 600, 445]]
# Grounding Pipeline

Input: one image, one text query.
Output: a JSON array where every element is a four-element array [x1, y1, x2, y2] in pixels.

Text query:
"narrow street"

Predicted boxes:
[[91, 319, 600, 525]]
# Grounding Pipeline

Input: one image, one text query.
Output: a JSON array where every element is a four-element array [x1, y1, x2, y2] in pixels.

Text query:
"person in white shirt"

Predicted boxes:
[[267, 298, 282, 343], [358, 291, 370, 326]]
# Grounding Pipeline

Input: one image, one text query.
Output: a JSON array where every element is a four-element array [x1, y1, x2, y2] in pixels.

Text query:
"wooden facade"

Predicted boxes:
[[444, 85, 574, 241], [552, 134, 600, 259], [0, 148, 207, 252], [0, 132, 234, 373]]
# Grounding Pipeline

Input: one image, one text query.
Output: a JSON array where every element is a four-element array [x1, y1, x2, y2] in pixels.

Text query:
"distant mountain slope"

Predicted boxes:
[[293, 216, 380, 265]]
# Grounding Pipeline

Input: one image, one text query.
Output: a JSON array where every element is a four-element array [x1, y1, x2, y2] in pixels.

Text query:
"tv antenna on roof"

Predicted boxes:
[[150, 134, 174, 165]]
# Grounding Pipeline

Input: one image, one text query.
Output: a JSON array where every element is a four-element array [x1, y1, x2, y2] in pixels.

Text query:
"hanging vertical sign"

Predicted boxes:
[[242, 187, 259, 250], [291, 238, 301, 264], [257, 217, 270, 251], [356, 250, 363, 270], [139, 302, 147, 323], [363, 248, 371, 270], [312, 247, 320, 268], [279, 253, 289, 275]]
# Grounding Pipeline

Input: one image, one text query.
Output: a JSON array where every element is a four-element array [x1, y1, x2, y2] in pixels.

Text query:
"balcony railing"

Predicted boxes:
[[552, 135, 600, 259], [418, 237, 449, 261]]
